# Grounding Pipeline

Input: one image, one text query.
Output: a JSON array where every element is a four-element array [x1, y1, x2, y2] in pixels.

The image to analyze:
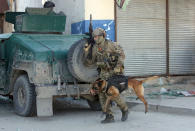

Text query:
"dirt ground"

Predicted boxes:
[[1, 97, 195, 131]]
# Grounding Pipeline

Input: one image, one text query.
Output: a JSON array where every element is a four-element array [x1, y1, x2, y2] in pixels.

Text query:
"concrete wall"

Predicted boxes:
[[53, 0, 85, 35]]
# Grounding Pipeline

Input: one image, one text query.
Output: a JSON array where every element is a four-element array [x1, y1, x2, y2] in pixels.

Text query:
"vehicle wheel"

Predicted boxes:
[[67, 39, 98, 82], [13, 75, 36, 116], [87, 99, 102, 111]]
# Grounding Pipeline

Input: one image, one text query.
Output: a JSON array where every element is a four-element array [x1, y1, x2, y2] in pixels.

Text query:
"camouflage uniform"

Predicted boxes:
[[84, 28, 128, 123]]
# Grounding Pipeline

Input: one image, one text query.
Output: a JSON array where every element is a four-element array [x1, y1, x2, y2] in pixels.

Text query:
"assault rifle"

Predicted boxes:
[[85, 14, 95, 60]]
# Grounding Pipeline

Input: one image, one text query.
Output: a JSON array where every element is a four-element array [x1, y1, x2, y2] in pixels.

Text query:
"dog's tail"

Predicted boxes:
[[140, 76, 159, 83]]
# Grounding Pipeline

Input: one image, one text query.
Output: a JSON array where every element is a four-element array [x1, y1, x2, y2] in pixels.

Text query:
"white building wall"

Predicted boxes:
[[52, 0, 85, 34], [85, 0, 114, 20], [16, 0, 42, 12]]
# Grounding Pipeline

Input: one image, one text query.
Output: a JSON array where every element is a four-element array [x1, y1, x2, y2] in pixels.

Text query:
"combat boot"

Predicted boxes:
[[101, 114, 115, 124], [121, 109, 128, 121]]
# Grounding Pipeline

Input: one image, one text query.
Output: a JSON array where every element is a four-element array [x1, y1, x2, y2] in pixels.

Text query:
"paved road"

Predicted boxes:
[[0, 96, 195, 131]]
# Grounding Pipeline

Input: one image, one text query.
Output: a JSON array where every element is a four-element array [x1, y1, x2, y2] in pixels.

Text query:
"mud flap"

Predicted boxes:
[[36, 97, 53, 117], [36, 86, 55, 117]]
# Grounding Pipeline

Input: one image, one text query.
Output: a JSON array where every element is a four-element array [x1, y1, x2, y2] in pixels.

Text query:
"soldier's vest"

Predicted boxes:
[[95, 40, 111, 70]]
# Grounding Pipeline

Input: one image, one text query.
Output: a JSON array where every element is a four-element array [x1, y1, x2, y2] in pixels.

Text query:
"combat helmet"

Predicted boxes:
[[92, 28, 106, 38]]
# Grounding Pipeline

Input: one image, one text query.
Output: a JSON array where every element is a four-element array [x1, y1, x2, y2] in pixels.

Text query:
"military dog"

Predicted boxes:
[[91, 75, 159, 114]]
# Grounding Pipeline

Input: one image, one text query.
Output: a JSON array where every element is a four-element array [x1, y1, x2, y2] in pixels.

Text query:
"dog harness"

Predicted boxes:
[[106, 75, 128, 93]]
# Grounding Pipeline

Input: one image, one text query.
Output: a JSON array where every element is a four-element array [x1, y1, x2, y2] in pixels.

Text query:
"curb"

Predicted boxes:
[[127, 101, 195, 116]]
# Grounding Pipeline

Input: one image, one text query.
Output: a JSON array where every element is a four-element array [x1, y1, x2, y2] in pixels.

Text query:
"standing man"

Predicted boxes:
[[84, 28, 128, 123]]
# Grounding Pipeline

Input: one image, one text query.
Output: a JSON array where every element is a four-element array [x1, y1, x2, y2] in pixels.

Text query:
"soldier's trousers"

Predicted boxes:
[[98, 92, 128, 115]]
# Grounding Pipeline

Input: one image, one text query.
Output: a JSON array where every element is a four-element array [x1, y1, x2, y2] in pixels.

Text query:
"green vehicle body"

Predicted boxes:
[[0, 33, 87, 91], [0, 8, 98, 116]]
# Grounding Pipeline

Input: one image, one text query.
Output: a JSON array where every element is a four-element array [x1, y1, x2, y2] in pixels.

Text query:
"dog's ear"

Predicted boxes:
[[96, 78, 102, 81], [92, 80, 99, 88], [99, 80, 107, 91], [97, 81, 103, 87]]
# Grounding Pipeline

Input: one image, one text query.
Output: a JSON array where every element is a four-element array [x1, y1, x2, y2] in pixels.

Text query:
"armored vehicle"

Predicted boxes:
[[0, 8, 100, 117]]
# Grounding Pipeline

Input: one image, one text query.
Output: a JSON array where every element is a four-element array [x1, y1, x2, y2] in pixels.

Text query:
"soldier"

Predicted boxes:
[[43, 1, 65, 16], [84, 28, 128, 123], [43, 1, 55, 8]]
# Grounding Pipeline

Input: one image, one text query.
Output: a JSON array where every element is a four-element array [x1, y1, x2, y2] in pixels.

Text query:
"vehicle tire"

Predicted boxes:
[[87, 99, 102, 111], [13, 75, 36, 117], [67, 39, 98, 82]]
